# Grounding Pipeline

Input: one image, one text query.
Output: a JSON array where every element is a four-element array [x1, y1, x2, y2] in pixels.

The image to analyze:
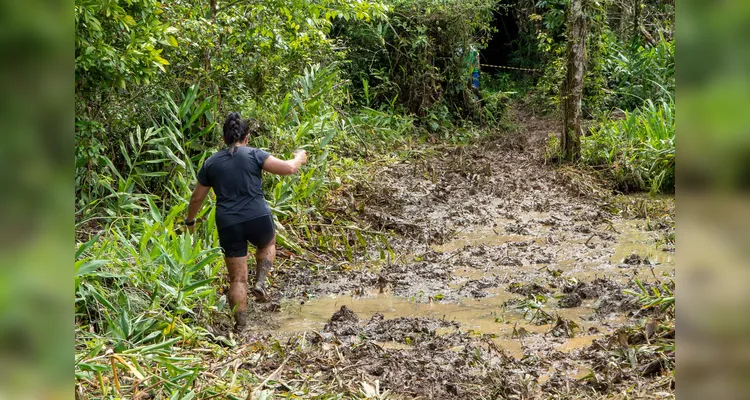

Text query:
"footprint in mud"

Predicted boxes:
[[508, 282, 550, 296], [558, 293, 583, 308], [321, 305, 460, 346]]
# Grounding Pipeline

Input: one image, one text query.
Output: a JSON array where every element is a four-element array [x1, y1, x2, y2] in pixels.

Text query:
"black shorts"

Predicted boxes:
[[218, 215, 276, 257]]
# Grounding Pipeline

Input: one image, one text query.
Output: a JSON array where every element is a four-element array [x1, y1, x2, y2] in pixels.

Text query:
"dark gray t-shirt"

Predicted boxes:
[[197, 146, 271, 230]]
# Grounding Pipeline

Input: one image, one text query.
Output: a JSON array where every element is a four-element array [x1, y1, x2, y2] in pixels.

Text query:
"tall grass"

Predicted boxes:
[[581, 98, 675, 194], [75, 201, 228, 397]]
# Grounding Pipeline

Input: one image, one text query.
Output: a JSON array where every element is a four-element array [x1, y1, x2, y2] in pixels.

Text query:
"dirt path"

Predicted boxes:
[[223, 105, 675, 399]]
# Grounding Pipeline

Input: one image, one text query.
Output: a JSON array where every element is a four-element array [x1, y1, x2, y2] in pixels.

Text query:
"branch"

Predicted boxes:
[[640, 25, 657, 46]]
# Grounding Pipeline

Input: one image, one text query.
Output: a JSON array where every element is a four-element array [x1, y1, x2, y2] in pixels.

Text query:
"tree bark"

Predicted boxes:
[[632, 0, 641, 42], [562, 0, 586, 162]]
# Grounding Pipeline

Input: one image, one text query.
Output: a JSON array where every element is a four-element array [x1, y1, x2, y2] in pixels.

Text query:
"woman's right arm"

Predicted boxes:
[[262, 150, 308, 176]]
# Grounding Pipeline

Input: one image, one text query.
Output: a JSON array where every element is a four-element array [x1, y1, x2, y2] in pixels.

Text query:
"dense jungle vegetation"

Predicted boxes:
[[75, 0, 674, 397]]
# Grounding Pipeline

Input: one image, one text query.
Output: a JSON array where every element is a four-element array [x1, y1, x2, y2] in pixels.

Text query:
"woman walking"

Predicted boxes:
[[185, 112, 307, 331]]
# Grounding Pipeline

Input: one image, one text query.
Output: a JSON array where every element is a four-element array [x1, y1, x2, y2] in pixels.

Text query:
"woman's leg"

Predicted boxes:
[[225, 255, 249, 330], [251, 234, 276, 302]]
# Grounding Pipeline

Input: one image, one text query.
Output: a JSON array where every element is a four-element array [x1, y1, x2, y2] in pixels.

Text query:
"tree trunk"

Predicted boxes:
[[562, 0, 586, 162], [632, 0, 641, 42]]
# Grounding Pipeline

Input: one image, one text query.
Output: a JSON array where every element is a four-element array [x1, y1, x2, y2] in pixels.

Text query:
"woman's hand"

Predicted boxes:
[[186, 183, 210, 233], [294, 149, 308, 165]]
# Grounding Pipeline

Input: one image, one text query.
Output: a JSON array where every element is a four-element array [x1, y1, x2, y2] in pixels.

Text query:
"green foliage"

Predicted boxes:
[[75, 0, 173, 90], [476, 72, 519, 124], [160, 0, 389, 110], [545, 134, 563, 161], [336, 0, 497, 122], [75, 84, 215, 216], [514, 0, 675, 194], [602, 35, 675, 110], [510, 0, 570, 76], [581, 98, 675, 193], [624, 279, 675, 314], [530, 0, 613, 113], [75, 0, 388, 185], [511, 294, 554, 325], [515, 0, 674, 115], [75, 204, 228, 396]]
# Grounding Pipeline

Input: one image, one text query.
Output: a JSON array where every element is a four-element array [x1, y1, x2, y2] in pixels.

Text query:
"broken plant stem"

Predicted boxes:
[[254, 357, 289, 393]]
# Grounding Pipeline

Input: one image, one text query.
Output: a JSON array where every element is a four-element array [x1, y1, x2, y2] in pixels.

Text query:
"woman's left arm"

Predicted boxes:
[[186, 183, 211, 232]]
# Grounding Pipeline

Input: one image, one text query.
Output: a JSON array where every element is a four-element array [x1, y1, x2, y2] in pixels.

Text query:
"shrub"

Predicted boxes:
[[602, 36, 675, 111], [335, 0, 497, 120], [581, 99, 675, 194]]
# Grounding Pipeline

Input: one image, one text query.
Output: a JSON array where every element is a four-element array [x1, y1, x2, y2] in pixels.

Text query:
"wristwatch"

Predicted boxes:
[[184, 218, 196, 226]]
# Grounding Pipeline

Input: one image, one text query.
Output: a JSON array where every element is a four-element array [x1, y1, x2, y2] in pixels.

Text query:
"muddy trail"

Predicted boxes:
[[214, 106, 675, 399]]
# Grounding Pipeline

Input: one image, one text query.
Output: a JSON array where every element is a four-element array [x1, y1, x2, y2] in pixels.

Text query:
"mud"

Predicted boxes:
[[231, 105, 675, 398]]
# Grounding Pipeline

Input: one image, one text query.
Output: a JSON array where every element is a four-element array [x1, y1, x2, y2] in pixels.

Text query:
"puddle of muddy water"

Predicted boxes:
[[555, 334, 603, 352], [276, 290, 521, 335], [491, 338, 525, 359], [610, 220, 674, 265], [433, 214, 552, 253], [275, 289, 607, 358]]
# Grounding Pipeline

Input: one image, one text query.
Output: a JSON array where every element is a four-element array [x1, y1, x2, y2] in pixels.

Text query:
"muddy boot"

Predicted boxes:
[[251, 259, 272, 303], [234, 310, 247, 333]]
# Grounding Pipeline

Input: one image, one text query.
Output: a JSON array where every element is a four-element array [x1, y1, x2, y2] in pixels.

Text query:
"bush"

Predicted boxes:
[[602, 36, 675, 111], [513, 0, 674, 116], [581, 99, 675, 194], [335, 0, 497, 121]]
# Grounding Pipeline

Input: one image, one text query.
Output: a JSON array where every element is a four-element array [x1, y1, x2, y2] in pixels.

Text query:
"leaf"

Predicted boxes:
[[188, 253, 220, 274], [167, 36, 178, 47], [157, 280, 178, 297], [181, 278, 215, 294], [110, 354, 145, 380], [275, 230, 302, 254], [161, 145, 186, 169], [319, 128, 336, 148], [75, 260, 109, 277], [280, 93, 293, 117], [361, 381, 378, 397], [138, 171, 169, 177], [123, 337, 180, 355], [179, 85, 198, 122], [88, 284, 117, 312], [135, 330, 162, 345], [146, 196, 162, 223], [119, 309, 131, 338], [156, 54, 170, 65], [77, 362, 109, 373], [120, 141, 133, 169], [75, 233, 101, 260], [184, 98, 212, 131]]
